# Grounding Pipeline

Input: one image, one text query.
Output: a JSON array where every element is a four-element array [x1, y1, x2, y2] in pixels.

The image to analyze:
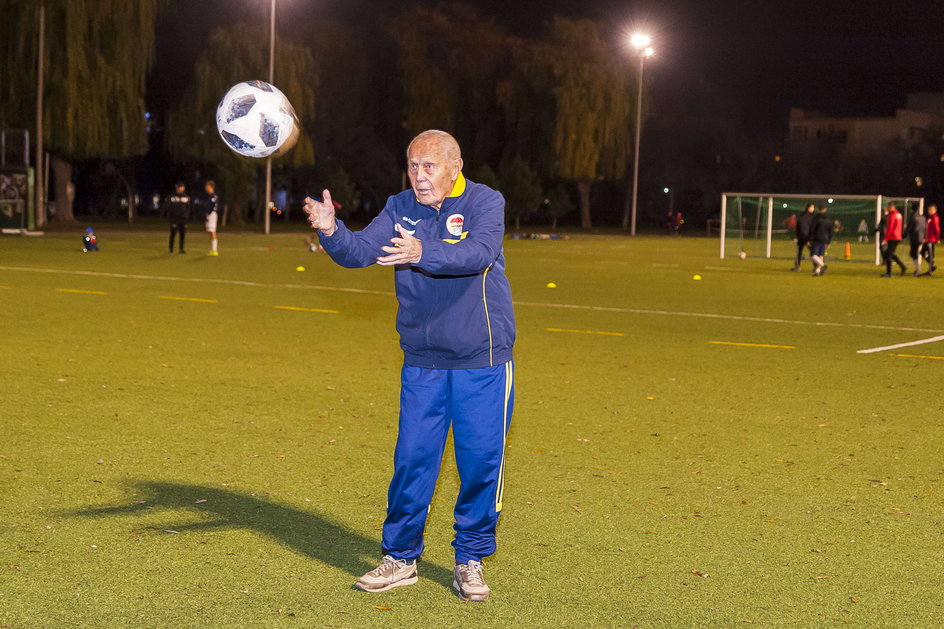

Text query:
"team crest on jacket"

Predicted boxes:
[[446, 214, 464, 236]]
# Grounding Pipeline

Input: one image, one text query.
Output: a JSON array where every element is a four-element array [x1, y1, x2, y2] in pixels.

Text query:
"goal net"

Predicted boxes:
[[720, 193, 924, 265]]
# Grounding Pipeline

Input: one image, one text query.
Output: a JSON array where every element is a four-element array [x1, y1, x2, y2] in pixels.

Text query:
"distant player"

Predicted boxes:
[[197, 180, 221, 256], [793, 203, 815, 271], [881, 202, 906, 277], [922, 204, 939, 275], [82, 226, 99, 252], [905, 205, 927, 276], [809, 206, 832, 276], [162, 181, 192, 254], [857, 218, 869, 243]]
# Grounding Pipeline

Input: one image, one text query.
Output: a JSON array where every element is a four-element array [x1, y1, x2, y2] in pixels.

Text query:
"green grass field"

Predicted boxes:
[[1, 227, 942, 628]]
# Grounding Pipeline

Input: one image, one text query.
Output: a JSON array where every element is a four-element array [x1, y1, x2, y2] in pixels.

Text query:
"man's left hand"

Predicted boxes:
[[377, 223, 422, 266]]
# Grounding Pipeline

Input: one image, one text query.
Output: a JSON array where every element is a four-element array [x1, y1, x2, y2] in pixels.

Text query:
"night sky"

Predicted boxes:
[[152, 0, 944, 139]]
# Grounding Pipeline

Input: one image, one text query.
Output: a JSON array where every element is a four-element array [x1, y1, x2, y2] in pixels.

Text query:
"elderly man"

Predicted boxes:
[[303, 130, 516, 602]]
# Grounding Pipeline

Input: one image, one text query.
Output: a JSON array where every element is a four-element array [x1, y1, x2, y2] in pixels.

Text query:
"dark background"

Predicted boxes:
[[137, 1, 944, 227]]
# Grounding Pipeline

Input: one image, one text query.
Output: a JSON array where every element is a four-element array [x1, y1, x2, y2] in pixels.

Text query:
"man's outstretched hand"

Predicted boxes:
[[303, 189, 338, 237]]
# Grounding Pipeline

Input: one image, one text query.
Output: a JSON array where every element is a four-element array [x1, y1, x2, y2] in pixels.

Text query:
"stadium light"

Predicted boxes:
[[627, 33, 654, 236], [264, 0, 276, 235]]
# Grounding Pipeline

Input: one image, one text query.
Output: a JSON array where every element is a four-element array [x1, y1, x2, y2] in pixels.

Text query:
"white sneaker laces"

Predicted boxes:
[[464, 560, 485, 586], [371, 555, 407, 576]]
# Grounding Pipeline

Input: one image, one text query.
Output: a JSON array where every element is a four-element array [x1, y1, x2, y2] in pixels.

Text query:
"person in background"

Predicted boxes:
[[197, 180, 221, 256], [905, 205, 927, 276], [881, 202, 906, 277], [809, 205, 832, 276], [922, 204, 940, 276], [793, 203, 816, 272], [162, 181, 192, 254], [857, 218, 870, 243], [82, 226, 99, 252]]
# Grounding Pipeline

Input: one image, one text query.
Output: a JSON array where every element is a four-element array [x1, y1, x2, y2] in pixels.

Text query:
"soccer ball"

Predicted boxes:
[[737, 251, 747, 259], [215, 80, 300, 158]]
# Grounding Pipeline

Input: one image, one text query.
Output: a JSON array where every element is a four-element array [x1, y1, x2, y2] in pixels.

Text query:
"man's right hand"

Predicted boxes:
[[303, 189, 338, 237]]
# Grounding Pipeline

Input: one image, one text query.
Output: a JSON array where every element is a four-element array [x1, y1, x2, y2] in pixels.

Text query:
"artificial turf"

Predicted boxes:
[[1, 226, 942, 627]]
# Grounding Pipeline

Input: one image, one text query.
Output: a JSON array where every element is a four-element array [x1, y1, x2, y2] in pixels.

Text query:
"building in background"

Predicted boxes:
[[788, 93, 944, 156]]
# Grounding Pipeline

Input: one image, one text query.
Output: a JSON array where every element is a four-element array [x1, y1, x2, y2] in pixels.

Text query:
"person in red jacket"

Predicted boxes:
[[881, 202, 906, 277], [922, 203, 940, 276]]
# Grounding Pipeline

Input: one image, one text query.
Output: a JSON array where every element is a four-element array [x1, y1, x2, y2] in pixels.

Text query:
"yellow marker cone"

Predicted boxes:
[[844, 242, 851, 260]]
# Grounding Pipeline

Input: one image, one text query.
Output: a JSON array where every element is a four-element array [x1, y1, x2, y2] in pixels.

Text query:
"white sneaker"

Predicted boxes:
[[453, 560, 490, 601], [353, 555, 417, 592]]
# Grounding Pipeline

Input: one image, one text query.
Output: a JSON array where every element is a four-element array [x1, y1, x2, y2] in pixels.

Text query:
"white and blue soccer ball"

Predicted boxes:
[[215, 80, 300, 159]]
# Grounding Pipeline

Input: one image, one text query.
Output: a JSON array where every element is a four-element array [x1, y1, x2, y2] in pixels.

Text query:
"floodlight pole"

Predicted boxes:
[[264, 0, 275, 235], [630, 53, 645, 236], [35, 2, 45, 228], [626, 36, 652, 236]]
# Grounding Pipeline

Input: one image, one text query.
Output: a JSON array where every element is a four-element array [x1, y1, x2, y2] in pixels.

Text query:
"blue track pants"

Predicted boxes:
[[381, 361, 514, 564]]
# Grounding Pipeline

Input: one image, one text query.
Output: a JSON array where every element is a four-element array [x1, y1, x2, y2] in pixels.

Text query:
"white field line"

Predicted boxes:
[[856, 335, 944, 354], [514, 301, 944, 334], [5, 265, 944, 335], [0, 265, 393, 296]]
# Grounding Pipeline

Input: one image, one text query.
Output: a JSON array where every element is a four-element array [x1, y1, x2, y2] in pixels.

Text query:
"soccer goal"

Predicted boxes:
[[719, 193, 924, 264]]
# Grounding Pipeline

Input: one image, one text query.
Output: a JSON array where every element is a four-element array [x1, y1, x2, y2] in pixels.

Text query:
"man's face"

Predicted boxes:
[[407, 139, 461, 210]]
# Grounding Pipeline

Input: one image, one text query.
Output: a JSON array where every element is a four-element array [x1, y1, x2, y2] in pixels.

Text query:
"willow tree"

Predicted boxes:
[[0, 0, 163, 222], [166, 23, 315, 224], [389, 4, 510, 169], [495, 36, 556, 181], [541, 17, 633, 230]]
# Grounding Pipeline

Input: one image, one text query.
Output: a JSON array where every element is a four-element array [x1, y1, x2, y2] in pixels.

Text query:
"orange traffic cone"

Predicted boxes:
[[843, 241, 852, 260]]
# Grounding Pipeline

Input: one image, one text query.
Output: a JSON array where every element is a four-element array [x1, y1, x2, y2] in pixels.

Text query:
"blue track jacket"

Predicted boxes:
[[318, 174, 516, 370]]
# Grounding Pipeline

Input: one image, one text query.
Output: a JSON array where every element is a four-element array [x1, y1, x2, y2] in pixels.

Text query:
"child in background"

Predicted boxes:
[[82, 227, 99, 252], [857, 218, 869, 243]]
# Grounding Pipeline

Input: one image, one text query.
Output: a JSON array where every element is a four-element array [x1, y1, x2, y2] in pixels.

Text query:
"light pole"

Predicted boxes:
[[36, 1, 45, 228], [627, 34, 653, 236], [264, 0, 275, 235]]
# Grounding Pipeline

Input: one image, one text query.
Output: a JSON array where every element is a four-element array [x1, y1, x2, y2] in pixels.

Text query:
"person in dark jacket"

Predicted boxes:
[[793, 203, 816, 271], [810, 205, 833, 276], [162, 182, 192, 254], [303, 130, 514, 602], [922, 204, 940, 275], [905, 205, 927, 276]]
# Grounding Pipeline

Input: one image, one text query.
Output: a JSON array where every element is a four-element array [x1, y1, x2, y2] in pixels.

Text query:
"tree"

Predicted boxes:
[[166, 23, 315, 224], [540, 17, 633, 230], [543, 183, 574, 230], [389, 4, 511, 168], [295, 18, 401, 210], [0, 0, 165, 222], [499, 157, 542, 230], [469, 164, 500, 191]]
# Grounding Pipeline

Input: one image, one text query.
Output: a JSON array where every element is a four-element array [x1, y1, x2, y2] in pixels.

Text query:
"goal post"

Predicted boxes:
[[720, 192, 924, 265]]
